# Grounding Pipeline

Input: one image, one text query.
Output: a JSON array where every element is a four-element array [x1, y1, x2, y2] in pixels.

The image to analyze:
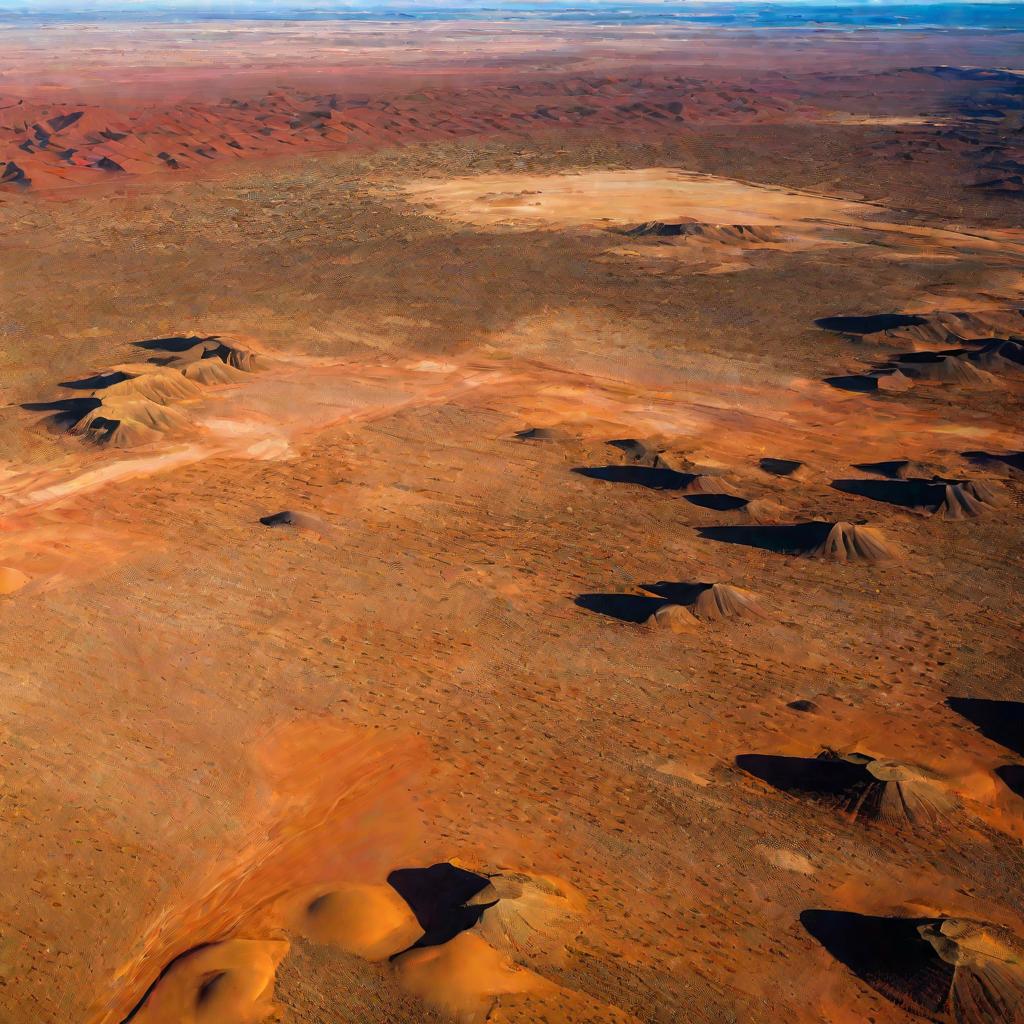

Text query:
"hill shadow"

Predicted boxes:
[[572, 465, 696, 490], [947, 697, 1024, 756], [641, 581, 710, 605], [963, 449, 1024, 474], [387, 863, 492, 951], [735, 753, 869, 797], [575, 593, 665, 623], [132, 335, 217, 353], [685, 493, 748, 511], [824, 373, 885, 393], [854, 460, 919, 479], [760, 457, 802, 477], [697, 522, 830, 554], [59, 371, 134, 390], [831, 478, 940, 509], [996, 764, 1024, 799], [816, 314, 926, 335], [800, 909, 950, 1012], [21, 396, 100, 431]]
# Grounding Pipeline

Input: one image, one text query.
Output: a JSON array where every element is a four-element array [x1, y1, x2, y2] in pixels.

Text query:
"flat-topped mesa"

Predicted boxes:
[[834, 473, 1007, 518], [651, 603, 700, 633], [737, 749, 955, 830], [805, 522, 900, 564], [650, 582, 768, 631], [935, 480, 1007, 519]]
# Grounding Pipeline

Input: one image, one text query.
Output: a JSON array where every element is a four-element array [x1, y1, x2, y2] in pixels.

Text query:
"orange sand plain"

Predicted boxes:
[[0, 19, 1023, 1024]]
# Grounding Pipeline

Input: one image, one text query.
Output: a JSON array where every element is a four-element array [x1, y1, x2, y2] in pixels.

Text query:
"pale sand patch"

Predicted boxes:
[[403, 167, 871, 229], [401, 168, 1024, 256], [756, 845, 816, 875]]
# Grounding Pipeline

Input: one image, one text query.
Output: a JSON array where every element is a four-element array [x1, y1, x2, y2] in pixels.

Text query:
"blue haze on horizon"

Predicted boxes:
[[0, 0, 1020, 29]]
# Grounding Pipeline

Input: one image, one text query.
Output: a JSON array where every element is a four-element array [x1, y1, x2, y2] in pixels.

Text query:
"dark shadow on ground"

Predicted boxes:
[[832, 478, 941, 510], [996, 764, 1024, 799], [816, 314, 926, 335], [575, 593, 665, 623], [825, 374, 880, 393], [697, 522, 830, 554], [572, 465, 695, 490], [685, 493, 748, 511], [59, 371, 133, 390], [799, 909, 951, 1018], [21, 396, 100, 431], [760, 457, 802, 477], [387, 863, 493, 951], [736, 753, 871, 799], [947, 698, 1024, 756]]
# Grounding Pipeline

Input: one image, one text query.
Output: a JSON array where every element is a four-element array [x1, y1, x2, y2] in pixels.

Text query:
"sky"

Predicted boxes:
[[0, 0, 1020, 28]]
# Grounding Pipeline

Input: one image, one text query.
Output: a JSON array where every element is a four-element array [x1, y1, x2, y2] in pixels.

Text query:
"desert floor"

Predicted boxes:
[[0, 20, 1023, 1024]]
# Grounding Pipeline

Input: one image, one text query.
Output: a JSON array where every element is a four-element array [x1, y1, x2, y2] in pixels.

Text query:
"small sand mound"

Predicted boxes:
[[259, 510, 334, 538], [651, 602, 699, 633], [872, 368, 914, 392], [787, 699, 818, 713], [393, 930, 546, 1023], [72, 398, 191, 447], [692, 583, 767, 621], [514, 426, 565, 442], [681, 473, 740, 497], [609, 437, 658, 463], [181, 359, 250, 385], [739, 498, 788, 524], [294, 884, 422, 960], [805, 522, 899, 564], [466, 871, 583, 968], [0, 567, 29, 595], [261, 510, 300, 527], [130, 938, 289, 1024], [801, 911, 1024, 1024]]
